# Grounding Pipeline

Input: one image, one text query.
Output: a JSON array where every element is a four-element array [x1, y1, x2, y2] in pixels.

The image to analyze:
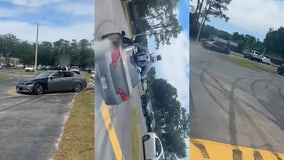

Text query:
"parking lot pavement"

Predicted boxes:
[[190, 40, 284, 153], [0, 70, 75, 160]]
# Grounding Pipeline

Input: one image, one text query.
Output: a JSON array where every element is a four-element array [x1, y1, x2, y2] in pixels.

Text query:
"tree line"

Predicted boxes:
[[146, 67, 189, 159], [0, 33, 94, 68]]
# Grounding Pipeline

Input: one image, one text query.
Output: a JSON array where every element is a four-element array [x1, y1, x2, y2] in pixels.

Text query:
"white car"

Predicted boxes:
[[90, 70, 95, 80], [261, 56, 271, 65], [142, 132, 165, 160], [24, 65, 34, 72]]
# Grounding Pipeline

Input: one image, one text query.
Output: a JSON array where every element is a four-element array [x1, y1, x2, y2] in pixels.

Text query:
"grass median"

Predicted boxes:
[[131, 107, 142, 160], [0, 75, 8, 81], [52, 72, 94, 160], [218, 54, 277, 74]]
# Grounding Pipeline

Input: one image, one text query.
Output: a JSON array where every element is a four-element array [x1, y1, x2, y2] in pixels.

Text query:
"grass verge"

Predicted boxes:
[[131, 107, 142, 160], [0, 75, 8, 81], [52, 84, 94, 160], [218, 54, 277, 74]]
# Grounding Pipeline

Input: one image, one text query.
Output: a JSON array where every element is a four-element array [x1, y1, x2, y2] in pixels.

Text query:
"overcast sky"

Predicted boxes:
[[0, 0, 94, 43], [191, 0, 284, 41]]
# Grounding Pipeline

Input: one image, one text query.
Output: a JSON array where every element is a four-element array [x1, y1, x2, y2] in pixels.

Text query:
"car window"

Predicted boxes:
[[52, 72, 62, 78], [63, 71, 73, 77], [155, 138, 162, 157]]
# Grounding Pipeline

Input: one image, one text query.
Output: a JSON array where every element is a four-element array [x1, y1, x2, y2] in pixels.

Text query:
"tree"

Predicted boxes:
[[264, 27, 284, 60], [149, 78, 188, 158], [0, 33, 19, 66], [193, 0, 232, 39], [131, 0, 182, 49]]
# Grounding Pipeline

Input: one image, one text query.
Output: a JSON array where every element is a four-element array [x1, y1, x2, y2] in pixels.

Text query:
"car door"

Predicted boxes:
[[60, 71, 74, 91], [47, 71, 65, 92]]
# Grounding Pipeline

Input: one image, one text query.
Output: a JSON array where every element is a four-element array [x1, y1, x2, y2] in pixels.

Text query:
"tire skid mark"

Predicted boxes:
[[251, 79, 284, 130], [278, 87, 284, 100], [253, 150, 263, 160], [0, 95, 44, 113], [200, 68, 229, 115], [192, 143, 210, 159], [228, 78, 242, 146], [235, 96, 276, 151], [233, 148, 243, 160]]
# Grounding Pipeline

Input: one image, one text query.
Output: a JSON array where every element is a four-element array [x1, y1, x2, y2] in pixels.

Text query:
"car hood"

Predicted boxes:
[[18, 77, 41, 84]]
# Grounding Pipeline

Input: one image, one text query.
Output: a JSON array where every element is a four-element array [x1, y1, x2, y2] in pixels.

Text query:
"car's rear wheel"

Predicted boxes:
[[73, 82, 82, 92], [34, 83, 44, 95]]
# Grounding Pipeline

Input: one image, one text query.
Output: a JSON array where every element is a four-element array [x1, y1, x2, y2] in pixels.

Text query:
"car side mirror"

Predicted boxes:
[[49, 75, 55, 79], [132, 35, 136, 42]]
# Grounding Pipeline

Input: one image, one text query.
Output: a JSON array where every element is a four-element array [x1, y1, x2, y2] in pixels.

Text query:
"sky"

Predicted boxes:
[[191, 0, 284, 41], [0, 0, 94, 43], [147, 0, 190, 159], [148, 0, 190, 113]]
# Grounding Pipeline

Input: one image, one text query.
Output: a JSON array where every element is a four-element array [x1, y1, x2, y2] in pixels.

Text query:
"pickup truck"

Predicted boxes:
[[244, 50, 262, 61]]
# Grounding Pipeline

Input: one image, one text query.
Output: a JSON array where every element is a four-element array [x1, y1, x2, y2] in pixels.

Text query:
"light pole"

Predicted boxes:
[[34, 23, 40, 72]]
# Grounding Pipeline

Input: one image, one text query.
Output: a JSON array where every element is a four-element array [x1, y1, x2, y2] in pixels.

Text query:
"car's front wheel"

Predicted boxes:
[[34, 83, 44, 95], [73, 82, 82, 92]]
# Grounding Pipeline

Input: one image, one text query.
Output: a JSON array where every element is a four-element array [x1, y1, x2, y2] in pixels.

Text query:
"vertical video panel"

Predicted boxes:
[[190, 0, 284, 159], [0, 0, 94, 160], [95, 0, 189, 159]]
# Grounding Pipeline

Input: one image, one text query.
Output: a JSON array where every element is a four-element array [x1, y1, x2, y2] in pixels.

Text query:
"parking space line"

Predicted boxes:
[[101, 102, 124, 160], [190, 138, 284, 160]]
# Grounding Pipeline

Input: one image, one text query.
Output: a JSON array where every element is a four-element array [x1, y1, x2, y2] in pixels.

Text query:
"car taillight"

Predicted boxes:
[[118, 88, 129, 101], [111, 47, 120, 68]]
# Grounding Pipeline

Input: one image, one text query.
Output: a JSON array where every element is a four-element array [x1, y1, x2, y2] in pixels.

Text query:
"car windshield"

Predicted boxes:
[[35, 71, 53, 78]]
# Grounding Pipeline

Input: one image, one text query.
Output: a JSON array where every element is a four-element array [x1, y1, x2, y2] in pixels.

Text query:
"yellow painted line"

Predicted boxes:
[[101, 101, 124, 160], [190, 138, 284, 160]]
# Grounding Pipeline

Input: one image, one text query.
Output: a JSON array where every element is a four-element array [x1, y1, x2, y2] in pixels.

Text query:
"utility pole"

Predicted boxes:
[[34, 23, 40, 72]]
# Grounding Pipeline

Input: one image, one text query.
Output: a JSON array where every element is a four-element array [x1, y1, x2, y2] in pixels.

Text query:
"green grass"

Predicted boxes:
[[17, 70, 43, 76], [81, 71, 91, 83], [52, 85, 94, 160], [218, 54, 277, 74], [0, 75, 8, 81], [131, 107, 142, 160], [120, 0, 133, 37]]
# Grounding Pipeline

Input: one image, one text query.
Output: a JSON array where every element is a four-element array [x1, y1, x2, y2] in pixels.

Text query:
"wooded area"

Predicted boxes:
[[146, 67, 189, 158], [0, 33, 94, 68]]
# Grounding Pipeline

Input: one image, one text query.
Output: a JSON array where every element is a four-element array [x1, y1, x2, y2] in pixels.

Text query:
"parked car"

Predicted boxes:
[[277, 64, 284, 75], [90, 70, 95, 80], [261, 56, 271, 65], [142, 132, 165, 160], [140, 94, 156, 132], [95, 32, 141, 105], [201, 40, 230, 54], [16, 70, 87, 94], [70, 66, 80, 74], [24, 65, 34, 72], [249, 50, 263, 62]]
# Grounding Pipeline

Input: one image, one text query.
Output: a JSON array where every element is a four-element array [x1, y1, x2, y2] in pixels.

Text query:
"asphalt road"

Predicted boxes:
[[190, 40, 284, 153], [0, 69, 75, 160], [95, 0, 145, 159]]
